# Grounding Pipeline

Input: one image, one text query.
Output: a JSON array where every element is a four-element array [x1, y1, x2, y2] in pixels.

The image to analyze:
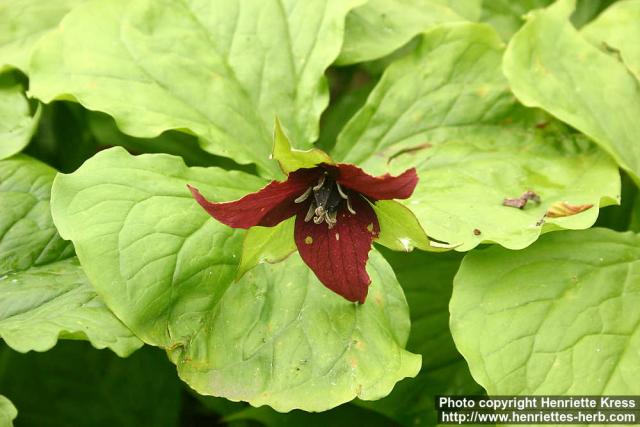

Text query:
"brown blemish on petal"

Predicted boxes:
[[546, 202, 594, 218], [304, 236, 313, 244]]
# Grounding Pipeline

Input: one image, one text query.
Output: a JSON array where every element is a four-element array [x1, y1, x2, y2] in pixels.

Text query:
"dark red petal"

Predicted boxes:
[[294, 195, 380, 303], [188, 168, 320, 229], [333, 163, 418, 200]]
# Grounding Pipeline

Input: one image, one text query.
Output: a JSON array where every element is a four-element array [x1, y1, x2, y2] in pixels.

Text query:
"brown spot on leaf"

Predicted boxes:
[[503, 198, 527, 209], [546, 202, 593, 218], [473, 229, 481, 236], [503, 190, 541, 209]]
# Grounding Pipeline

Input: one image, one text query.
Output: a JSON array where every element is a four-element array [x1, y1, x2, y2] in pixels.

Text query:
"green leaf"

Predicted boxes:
[[237, 218, 296, 280], [0, 342, 181, 427], [451, 228, 640, 395], [0, 155, 73, 274], [333, 23, 514, 168], [29, 0, 363, 177], [0, 76, 40, 160], [0, 0, 85, 72], [356, 249, 484, 426], [334, 23, 620, 251], [503, 0, 640, 183], [337, 0, 480, 65], [51, 147, 421, 411], [0, 395, 16, 427], [480, 0, 552, 41], [0, 258, 142, 357], [581, 0, 640, 80], [372, 200, 448, 252], [272, 118, 333, 175], [0, 155, 141, 356]]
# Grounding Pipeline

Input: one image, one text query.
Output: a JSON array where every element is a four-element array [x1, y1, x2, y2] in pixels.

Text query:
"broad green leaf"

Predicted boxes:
[[356, 249, 484, 426], [51, 147, 421, 411], [504, 0, 640, 183], [272, 118, 333, 175], [451, 228, 640, 395], [337, 0, 480, 65], [582, 0, 640, 80], [0, 258, 142, 357], [334, 23, 620, 251], [0, 342, 181, 427], [0, 395, 16, 427], [29, 0, 363, 177], [480, 0, 552, 41], [237, 218, 296, 280], [0, 76, 40, 160], [0, 155, 141, 356], [333, 24, 515, 168], [0, 0, 85, 72], [0, 155, 73, 274]]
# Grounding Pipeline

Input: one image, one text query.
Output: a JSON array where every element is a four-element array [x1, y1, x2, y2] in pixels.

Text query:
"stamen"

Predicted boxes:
[[294, 187, 312, 203], [346, 198, 356, 215], [304, 202, 315, 222], [336, 182, 348, 199], [313, 174, 326, 191], [315, 205, 325, 217], [313, 215, 324, 224], [326, 211, 337, 229]]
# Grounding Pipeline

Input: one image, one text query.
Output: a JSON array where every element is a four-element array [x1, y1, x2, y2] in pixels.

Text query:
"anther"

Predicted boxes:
[[313, 215, 324, 224], [346, 198, 356, 215], [336, 182, 348, 199], [313, 174, 326, 191], [304, 203, 315, 222], [294, 187, 312, 203], [326, 211, 337, 228]]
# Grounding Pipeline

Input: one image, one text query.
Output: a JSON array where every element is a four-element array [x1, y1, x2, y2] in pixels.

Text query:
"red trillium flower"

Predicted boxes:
[[188, 163, 418, 303]]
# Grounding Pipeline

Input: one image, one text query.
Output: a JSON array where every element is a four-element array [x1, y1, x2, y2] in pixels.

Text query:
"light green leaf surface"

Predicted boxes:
[[333, 23, 515, 169], [51, 147, 421, 411], [504, 0, 640, 183], [272, 118, 333, 175], [582, 0, 640, 80], [0, 155, 141, 356], [480, 0, 552, 41], [0, 0, 85, 72], [337, 0, 480, 65], [451, 228, 640, 395], [335, 23, 619, 251], [0, 395, 16, 427], [29, 0, 363, 177], [0, 156, 73, 274], [237, 218, 296, 279], [0, 77, 40, 160], [0, 258, 142, 357]]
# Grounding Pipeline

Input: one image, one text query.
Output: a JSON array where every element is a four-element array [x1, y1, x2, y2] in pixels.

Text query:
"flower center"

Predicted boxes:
[[294, 173, 356, 229]]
